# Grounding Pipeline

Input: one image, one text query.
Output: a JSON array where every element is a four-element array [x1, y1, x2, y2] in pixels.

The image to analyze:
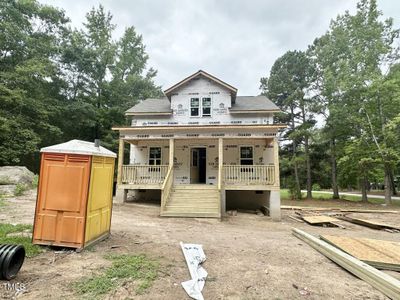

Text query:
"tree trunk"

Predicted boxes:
[[361, 176, 368, 202], [389, 171, 397, 196], [305, 135, 312, 199], [291, 106, 301, 199], [384, 166, 392, 205], [330, 138, 339, 199]]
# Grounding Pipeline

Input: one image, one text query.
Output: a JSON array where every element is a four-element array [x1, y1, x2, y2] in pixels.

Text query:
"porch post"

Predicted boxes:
[[115, 138, 127, 204], [169, 138, 174, 167], [218, 138, 225, 217], [117, 138, 124, 185], [273, 137, 280, 187], [270, 137, 281, 221]]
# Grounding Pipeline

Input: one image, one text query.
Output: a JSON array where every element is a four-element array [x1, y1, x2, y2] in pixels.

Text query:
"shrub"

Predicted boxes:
[[312, 183, 321, 191], [32, 175, 39, 188], [14, 183, 28, 196]]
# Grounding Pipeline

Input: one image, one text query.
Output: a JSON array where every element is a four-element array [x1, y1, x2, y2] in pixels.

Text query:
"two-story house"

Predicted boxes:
[[113, 70, 284, 220]]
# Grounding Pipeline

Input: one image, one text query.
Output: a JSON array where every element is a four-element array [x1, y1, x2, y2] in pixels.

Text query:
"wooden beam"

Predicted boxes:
[[169, 138, 174, 167], [292, 228, 400, 299], [273, 137, 280, 187], [117, 138, 124, 185]]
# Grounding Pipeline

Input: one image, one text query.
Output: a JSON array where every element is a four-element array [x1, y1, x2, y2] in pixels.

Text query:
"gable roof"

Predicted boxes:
[[164, 70, 237, 100], [125, 97, 172, 115], [230, 96, 280, 112]]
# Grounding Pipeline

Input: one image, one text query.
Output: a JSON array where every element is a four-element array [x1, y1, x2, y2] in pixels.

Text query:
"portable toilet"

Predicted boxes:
[[32, 140, 116, 250]]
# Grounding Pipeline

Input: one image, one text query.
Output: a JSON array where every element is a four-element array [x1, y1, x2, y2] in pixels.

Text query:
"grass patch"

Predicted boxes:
[[74, 254, 159, 298], [13, 183, 29, 196], [280, 189, 396, 205], [0, 223, 42, 257]]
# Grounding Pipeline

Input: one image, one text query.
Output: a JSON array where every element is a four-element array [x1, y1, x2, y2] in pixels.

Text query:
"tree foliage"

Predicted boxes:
[[0, 1, 161, 171]]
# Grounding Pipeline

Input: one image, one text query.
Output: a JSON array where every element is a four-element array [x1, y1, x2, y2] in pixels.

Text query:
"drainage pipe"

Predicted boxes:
[[0, 244, 25, 280]]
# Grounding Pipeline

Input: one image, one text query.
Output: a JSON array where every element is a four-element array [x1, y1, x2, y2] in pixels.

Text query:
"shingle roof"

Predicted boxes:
[[41, 139, 116, 157], [125, 95, 280, 115], [125, 97, 172, 115], [230, 96, 280, 112]]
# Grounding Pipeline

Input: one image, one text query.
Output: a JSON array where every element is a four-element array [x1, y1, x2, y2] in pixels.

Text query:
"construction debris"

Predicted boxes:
[[321, 235, 400, 272], [282, 205, 399, 214], [338, 216, 400, 232], [180, 242, 207, 300], [292, 228, 400, 299], [301, 215, 340, 227]]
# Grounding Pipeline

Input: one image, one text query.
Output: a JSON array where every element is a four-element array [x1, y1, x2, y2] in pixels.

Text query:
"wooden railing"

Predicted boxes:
[[121, 165, 168, 184], [161, 166, 174, 210], [223, 165, 275, 185]]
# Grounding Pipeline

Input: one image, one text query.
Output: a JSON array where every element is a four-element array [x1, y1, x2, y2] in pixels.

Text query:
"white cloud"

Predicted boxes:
[[41, 0, 400, 95]]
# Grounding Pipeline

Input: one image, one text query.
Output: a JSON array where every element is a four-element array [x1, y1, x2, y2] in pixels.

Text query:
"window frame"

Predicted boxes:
[[148, 147, 162, 166], [190, 96, 212, 118], [239, 146, 254, 166]]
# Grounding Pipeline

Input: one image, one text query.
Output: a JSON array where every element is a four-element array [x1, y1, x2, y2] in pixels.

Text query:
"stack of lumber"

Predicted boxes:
[[282, 205, 399, 214], [321, 235, 400, 271], [338, 216, 400, 232], [292, 228, 400, 299]]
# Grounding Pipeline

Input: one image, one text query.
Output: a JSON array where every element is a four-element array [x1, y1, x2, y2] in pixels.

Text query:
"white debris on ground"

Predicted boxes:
[[180, 242, 208, 300]]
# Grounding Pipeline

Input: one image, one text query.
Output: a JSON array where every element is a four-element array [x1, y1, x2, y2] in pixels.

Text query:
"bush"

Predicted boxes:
[[14, 183, 28, 196], [287, 178, 302, 200], [32, 175, 39, 188], [312, 183, 321, 191]]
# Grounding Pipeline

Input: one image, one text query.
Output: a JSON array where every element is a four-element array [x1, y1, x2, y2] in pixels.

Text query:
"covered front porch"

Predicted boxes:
[[115, 134, 281, 220]]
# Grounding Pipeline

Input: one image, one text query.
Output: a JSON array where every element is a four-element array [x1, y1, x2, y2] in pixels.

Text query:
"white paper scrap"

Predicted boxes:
[[180, 242, 208, 300]]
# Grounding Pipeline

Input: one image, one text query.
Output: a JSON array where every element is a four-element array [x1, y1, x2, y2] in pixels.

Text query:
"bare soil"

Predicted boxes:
[[1, 191, 400, 299]]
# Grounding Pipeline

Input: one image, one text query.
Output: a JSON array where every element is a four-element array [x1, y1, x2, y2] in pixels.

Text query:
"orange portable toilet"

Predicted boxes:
[[32, 140, 116, 250]]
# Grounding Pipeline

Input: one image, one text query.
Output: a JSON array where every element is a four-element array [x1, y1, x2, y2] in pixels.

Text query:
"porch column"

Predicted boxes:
[[117, 138, 124, 185], [218, 138, 225, 217], [115, 138, 127, 203], [273, 137, 280, 187], [270, 137, 281, 221], [169, 138, 174, 167]]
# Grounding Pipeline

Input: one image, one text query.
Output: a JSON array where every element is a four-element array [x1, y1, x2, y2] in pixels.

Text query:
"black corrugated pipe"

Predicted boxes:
[[0, 244, 25, 280]]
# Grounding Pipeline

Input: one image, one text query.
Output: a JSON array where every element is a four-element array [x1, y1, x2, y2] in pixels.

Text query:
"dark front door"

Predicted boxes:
[[190, 147, 207, 183]]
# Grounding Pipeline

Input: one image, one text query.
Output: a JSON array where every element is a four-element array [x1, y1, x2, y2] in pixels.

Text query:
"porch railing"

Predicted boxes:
[[121, 165, 168, 184], [223, 165, 275, 185]]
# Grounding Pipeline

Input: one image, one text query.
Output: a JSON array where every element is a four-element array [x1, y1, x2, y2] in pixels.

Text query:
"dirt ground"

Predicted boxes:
[[1, 191, 400, 299]]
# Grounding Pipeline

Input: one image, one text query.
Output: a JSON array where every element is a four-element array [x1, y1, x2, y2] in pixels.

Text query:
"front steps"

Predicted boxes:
[[161, 184, 221, 218]]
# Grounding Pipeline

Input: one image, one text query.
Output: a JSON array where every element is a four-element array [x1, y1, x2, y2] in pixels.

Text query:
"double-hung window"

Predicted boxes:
[[240, 146, 253, 165], [149, 147, 161, 166], [190, 98, 200, 117], [190, 97, 212, 117], [202, 97, 211, 116]]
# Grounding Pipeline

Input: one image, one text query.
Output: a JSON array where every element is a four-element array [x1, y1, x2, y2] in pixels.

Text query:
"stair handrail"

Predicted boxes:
[[161, 165, 174, 211]]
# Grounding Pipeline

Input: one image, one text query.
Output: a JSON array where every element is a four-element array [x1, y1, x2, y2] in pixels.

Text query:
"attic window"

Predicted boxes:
[[190, 98, 200, 116], [202, 97, 211, 116]]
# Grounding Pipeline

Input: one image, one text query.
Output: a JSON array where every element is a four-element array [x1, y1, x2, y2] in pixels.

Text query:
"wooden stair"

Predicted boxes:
[[161, 185, 221, 218]]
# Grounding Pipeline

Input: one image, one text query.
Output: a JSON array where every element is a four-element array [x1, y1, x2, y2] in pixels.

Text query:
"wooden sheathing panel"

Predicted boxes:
[[33, 153, 91, 248], [292, 228, 400, 300], [339, 216, 400, 231], [321, 235, 400, 271], [85, 156, 115, 244], [302, 215, 339, 225]]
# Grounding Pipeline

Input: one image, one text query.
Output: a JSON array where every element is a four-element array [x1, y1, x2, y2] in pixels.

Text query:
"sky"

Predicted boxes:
[[40, 0, 400, 95]]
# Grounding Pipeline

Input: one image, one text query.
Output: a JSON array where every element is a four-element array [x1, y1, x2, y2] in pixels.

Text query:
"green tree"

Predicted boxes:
[[0, 0, 69, 170], [261, 50, 315, 199]]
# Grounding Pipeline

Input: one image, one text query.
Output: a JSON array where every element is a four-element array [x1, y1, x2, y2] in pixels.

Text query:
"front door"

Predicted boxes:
[[190, 148, 206, 183]]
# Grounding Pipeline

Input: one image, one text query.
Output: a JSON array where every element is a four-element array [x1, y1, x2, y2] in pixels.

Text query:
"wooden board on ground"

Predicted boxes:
[[339, 216, 400, 232], [321, 235, 400, 272], [302, 215, 339, 225], [281, 205, 399, 214], [292, 228, 400, 299]]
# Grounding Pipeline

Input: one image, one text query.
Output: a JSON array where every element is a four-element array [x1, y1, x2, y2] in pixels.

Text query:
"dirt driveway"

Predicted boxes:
[[1, 191, 399, 299]]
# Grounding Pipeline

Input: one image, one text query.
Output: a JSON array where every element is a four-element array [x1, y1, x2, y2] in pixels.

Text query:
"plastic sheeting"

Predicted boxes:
[[180, 242, 208, 300]]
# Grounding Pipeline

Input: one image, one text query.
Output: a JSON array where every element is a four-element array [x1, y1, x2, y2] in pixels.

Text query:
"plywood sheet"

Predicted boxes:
[[321, 235, 400, 271], [339, 216, 400, 231], [302, 215, 339, 224]]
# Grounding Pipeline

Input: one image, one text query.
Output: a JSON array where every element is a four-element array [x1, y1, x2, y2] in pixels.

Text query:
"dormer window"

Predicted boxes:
[[190, 97, 211, 117], [202, 98, 211, 116], [190, 98, 200, 116]]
